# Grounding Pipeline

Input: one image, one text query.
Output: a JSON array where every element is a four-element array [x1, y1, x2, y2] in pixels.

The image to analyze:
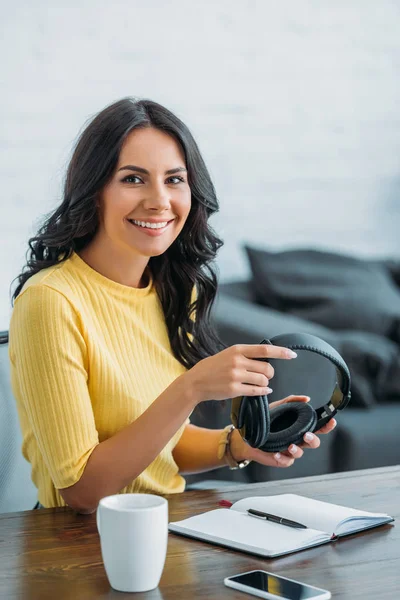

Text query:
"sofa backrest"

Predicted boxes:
[[218, 280, 255, 303]]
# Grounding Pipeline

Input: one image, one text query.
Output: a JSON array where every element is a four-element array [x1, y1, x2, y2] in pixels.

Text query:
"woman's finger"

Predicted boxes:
[[269, 395, 310, 409], [249, 447, 295, 468], [240, 344, 298, 361], [281, 444, 304, 460], [243, 357, 275, 380], [271, 452, 295, 468], [300, 431, 321, 449], [315, 418, 337, 435]]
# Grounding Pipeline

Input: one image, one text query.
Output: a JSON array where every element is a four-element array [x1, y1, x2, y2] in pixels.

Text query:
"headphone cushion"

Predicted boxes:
[[241, 395, 270, 448], [259, 402, 318, 453]]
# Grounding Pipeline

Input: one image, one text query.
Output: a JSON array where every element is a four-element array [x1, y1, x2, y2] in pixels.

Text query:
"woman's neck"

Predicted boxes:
[[77, 240, 150, 289]]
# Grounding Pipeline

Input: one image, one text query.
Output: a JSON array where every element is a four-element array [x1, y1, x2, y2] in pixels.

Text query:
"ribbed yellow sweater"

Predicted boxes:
[[9, 252, 191, 508]]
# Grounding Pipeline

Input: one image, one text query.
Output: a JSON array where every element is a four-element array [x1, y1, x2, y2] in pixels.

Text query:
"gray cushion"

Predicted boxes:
[[212, 291, 339, 347], [245, 245, 400, 342]]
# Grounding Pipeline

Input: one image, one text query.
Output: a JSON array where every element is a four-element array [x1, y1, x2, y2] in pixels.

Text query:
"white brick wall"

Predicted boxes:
[[1, 0, 400, 328]]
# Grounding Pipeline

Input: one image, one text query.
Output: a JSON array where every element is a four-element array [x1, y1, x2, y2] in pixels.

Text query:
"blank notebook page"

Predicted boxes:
[[171, 508, 328, 555], [232, 494, 392, 535]]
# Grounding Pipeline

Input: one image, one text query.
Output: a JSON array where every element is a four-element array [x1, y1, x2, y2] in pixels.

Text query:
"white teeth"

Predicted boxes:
[[130, 220, 169, 229]]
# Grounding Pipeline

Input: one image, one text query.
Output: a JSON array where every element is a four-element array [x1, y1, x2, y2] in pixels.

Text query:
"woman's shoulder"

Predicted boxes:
[[10, 260, 82, 350], [15, 258, 78, 309], [20, 262, 64, 290]]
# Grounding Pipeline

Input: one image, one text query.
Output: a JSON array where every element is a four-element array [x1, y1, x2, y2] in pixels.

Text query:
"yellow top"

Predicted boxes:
[[9, 252, 191, 507]]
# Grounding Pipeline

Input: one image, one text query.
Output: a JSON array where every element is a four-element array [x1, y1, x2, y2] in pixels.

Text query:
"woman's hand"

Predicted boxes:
[[186, 343, 297, 405], [229, 395, 337, 468]]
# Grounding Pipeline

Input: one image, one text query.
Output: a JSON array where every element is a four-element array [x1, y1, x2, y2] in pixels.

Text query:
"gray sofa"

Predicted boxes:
[[185, 280, 400, 488]]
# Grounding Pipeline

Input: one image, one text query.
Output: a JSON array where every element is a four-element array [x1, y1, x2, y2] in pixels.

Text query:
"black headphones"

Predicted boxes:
[[231, 333, 351, 453]]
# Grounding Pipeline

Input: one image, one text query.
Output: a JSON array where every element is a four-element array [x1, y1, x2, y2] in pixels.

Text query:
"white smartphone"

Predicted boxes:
[[224, 570, 331, 600]]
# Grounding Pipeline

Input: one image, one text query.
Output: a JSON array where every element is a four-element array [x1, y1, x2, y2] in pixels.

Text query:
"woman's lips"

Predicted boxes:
[[127, 219, 173, 237]]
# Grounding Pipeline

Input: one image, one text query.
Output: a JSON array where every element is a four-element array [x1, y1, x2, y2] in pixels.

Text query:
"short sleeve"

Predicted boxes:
[[9, 284, 99, 489]]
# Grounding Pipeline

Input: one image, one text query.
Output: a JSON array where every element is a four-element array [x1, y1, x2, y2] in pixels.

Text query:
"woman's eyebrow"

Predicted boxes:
[[117, 165, 187, 175]]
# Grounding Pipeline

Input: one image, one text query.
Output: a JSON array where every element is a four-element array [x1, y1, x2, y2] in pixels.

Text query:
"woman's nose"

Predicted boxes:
[[143, 184, 171, 210]]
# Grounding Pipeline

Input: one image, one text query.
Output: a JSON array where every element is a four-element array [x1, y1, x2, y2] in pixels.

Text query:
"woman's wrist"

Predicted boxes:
[[180, 370, 204, 407], [174, 372, 202, 410], [217, 425, 252, 470], [229, 427, 251, 463]]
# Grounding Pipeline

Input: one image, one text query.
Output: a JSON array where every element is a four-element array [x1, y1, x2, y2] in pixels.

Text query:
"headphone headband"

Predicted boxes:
[[262, 333, 351, 409], [231, 333, 352, 452]]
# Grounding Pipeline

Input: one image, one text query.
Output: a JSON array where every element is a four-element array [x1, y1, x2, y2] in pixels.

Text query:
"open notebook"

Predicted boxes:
[[169, 493, 394, 558]]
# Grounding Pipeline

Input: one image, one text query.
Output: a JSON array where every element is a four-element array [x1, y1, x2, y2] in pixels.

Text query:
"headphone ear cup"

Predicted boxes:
[[245, 395, 271, 448], [260, 402, 318, 453], [232, 395, 271, 448]]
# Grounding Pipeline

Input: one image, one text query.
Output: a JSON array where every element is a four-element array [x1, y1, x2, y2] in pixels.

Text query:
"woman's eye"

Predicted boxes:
[[121, 175, 185, 184], [167, 176, 185, 184], [122, 175, 142, 184]]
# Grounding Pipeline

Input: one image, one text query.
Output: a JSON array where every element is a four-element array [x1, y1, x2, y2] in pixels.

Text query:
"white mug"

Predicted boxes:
[[96, 493, 168, 593]]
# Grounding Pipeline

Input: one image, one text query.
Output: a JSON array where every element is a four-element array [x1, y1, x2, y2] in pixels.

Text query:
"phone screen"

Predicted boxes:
[[229, 571, 325, 599]]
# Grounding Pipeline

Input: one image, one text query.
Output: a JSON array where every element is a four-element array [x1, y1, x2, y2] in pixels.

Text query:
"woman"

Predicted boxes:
[[9, 98, 336, 512]]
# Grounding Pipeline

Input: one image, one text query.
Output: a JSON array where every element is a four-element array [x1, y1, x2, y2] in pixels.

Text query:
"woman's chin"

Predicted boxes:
[[127, 241, 173, 258]]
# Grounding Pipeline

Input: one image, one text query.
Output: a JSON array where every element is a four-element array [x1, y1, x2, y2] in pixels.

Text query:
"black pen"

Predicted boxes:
[[247, 508, 307, 529]]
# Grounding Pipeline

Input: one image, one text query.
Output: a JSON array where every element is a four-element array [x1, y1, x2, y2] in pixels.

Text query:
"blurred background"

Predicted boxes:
[[1, 0, 400, 329], [1, 1, 400, 495]]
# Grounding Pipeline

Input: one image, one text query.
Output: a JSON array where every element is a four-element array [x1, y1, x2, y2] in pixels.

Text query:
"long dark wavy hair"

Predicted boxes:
[[11, 97, 226, 369]]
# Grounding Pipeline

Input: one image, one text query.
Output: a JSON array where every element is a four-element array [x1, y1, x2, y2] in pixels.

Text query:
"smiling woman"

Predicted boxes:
[[8, 97, 335, 512], [78, 126, 193, 289], [11, 98, 223, 369]]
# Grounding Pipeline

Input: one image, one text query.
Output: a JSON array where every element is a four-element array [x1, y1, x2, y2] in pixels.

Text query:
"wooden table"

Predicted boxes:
[[0, 466, 399, 599]]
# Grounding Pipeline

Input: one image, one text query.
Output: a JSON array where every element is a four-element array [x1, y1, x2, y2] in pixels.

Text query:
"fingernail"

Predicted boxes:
[[274, 452, 281, 461], [304, 396, 311, 402], [331, 418, 337, 427], [266, 387, 273, 394], [304, 432, 314, 441], [286, 350, 297, 358], [289, 444, 298, 455]]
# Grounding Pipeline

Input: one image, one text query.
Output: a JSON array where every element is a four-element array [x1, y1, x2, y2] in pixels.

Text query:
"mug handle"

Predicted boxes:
[[96, 507, 101, 537]]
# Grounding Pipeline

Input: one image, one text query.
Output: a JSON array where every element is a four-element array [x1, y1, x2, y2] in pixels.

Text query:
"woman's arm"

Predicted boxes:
[[60, 373, 196, 512], [172, 424, 227, 474], [171, 422, 291, 474]]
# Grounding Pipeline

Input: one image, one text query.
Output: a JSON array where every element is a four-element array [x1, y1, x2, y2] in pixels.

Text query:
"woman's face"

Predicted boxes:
[[98, 127, 192, 258]]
